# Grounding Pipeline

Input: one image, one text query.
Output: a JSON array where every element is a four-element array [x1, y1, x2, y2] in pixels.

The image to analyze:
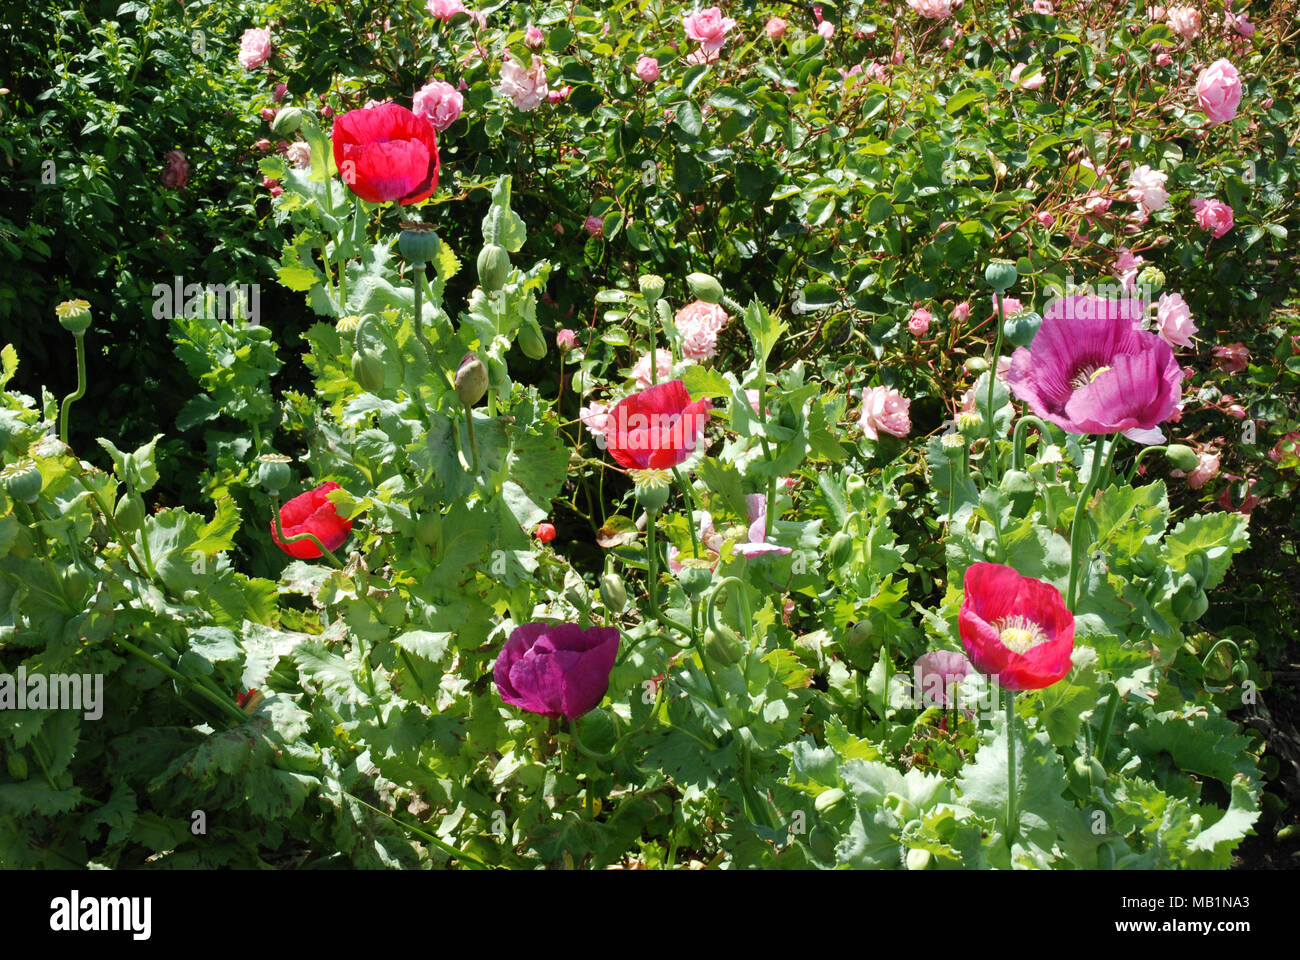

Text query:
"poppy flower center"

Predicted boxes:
[[994, 615, 1049, 654], [1069, 363, 1112, 391]]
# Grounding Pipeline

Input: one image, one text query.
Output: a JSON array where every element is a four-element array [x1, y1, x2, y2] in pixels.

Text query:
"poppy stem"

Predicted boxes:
[[1065, 434, 1115, 610], [985, 293, 1007, 483], [1011, 415, 1050, 472], [270, 495, 346, 569], [59, 332, 87, 446], [645, 507, 660, 616], [1005, 688, 1018, 853], [672, 467, 702, 560], [1094, 684, 1120, 765]]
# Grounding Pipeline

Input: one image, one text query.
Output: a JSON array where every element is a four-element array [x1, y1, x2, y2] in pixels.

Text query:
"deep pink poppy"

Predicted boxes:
[[270, 481, 353, 559], [604, 380, 712, 470], [331, 103, 440, 205], [1006, 294, 1182, 444], [494, 622, 620, 720], [957, 563, 1075, 691]]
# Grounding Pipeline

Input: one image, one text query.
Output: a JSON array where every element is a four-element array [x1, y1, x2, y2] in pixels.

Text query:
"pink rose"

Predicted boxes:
[[556, 328, 578, 350], [685, 46, 721, 66], [1036, 211, 1055, 228], [1000, 296, 1024, 316], [765, 17, 787, 40], [1213, 342, 1249, 374], [498, 56, 549, 111], [675, 300, 729, 361], [908, 307, 932, 337], [254, 138, 272, 152], [579, 401, 610, 439], [426, 0, 467, 21], [1032, 0, 1054, 13], [1166, 6, 1200, 39], [1128, 164, 1169, 212], [261, 106, 278, 123], [1156, 292, 1197, 348], [413, 79, 464, 131], [1155, 52, 1173, 67], [272, 82, 288, 103], [858, 385, 911, 441], [1224, 12, 1255, 38], [161, 149, 189, 188], [907, 0, 960, 18], [636, 55, 660, 83], [1186, 450, 1220, 489], [285, 141, 311, 169], [682, 7, 736, 53], [1010, 63, 1046, 90], [238, 27, 272, 70], [631, 349, 675, 391], [583, 215, 604, 238], [951, 301, 971, 322], [525, 26, 545, 49], [1196, 59, 1243, 126], [817, 21, 835, 39], [547, 85, 572, 104], [1190, 197, 1233, 238], [1114, 249, 1144, 290]]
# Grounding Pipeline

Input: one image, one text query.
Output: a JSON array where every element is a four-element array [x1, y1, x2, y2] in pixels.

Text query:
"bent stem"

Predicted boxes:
[[1005, 688, 1018, 852], [270, 495, 345, 569], [1011, 415, 1050, 472], [1093, 684, 1120, 764], [59, 333, 87, 445]]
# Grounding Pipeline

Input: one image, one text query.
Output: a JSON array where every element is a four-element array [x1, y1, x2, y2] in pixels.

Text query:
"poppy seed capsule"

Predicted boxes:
[[686, 272, 725, 304], [2, 459, 42, 503], [455, 354, 489, 407]]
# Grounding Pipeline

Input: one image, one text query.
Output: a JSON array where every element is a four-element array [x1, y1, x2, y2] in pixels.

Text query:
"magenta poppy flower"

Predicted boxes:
[[605, 380, 712, 470], [270, 481, 353, 559], [331, 103, 439, 205], [494, 622, 620, 719], [958, 563, 1074, 691], [1006, 294, 1182, 444]]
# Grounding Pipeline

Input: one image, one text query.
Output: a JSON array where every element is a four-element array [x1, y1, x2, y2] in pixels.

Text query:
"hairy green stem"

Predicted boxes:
[[59, 334, 87, 445]]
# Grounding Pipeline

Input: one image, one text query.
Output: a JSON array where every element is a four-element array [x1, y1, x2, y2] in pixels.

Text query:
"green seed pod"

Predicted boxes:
[[477, 243, 510, 292], [905, 848, 931, 871], [415, 511, 443, 550], [113, 492, 145, 532], [454, 354, 489, 408], [827, 531, 853, 568], [2, 459, 42, 503], [1171, 583, 1209, 622], [1165, 444, 1200, 472], [985, 260, 1019, 292], [1231, 660, 1250, 685], [55, 298, 92, 336], [634, 481, 670, 515], [398, 225, 440, 264], [1184, 552, 1210, 589], [964, 356, 990, 374], [638, 274, 665, 303], [256, 454, 293, 494], [704, 625, 745, 665], [686, 272, 725, 304], [1003, 310, 1042, 349], [351, 350, 386, 393], [6, 752, 28, 781], [270, 106, 304, 136], [599, 573, 627, 613], [1086, 756, 1107, 788], [517, 321, 547, 360], [1067, 756, 1092, 797], [677, 564, 712, 599], [1000, 468, 1037, 517]]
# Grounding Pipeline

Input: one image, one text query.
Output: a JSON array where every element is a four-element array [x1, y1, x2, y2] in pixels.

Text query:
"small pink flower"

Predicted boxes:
[[161, 149, 189, 188], [272, 82, 288, 103], [1156, 52, 1173, 67], [675, 300, 729, 361], [1010, 63, 1045, 90], [525, 26, 545, 48], [907, 0, 960, 18], [583, 215, 604, 238], [1213, 342, 1250, 374], [914, 650, 972, 708], [556, 328, 578, 350], [261, 107, 278, 123], [320, 104, 334, 119], [426, 0, 467, 21], [908, 307, 932, 337], [1032, 0, 1054, 13], [682, 7, 737, 54], [1036, 211, 1055, 228], [254, 138, 272, 152], [1196, 59, 1243, 127], [951, 301, 971, 322], [286, 141, 311, 169], [413, 79, 464, 131], [636, 55, 660, 83], [765, 17, 787, 40], [745, 389, 763, 416], [498, 56, 549, 112], [548, 85, 572, 104], [1114, 249, 1145, 291], [868, 62, 890, 83], [1128, 164, 1169, 212], [1190, 197, 1233, 238], [858, 385, 912, 441], [1156, 292, 1197, 348], [579, 401, 610, 438], [817, 21, 835, 39], [1186, 450, 1220, 489], [1224, 11, 1255, 38], [631, 349, 675, 391], [1000, 296, 1024, 316], [1166, 6, 1200, 40], [685, 46, 721, 65], [238, 27, 272, 70]]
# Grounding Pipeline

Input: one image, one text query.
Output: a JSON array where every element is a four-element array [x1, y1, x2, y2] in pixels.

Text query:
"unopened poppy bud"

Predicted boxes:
[[477, 243, 510, 291], [113, 492, 145, 532], [270, 106, 303, 136], [827, 531, 853, 567], [517, 321, 547, 360], [415, 510, 443, 550], [678, 564, 712, 598], [599, 572, 627, 612], [686, 272, 725, 304], [1164, 444, 1200, 471], [454, 354, 489, 407], [704, 625, 745, 665], [351, 350, 385, 393]]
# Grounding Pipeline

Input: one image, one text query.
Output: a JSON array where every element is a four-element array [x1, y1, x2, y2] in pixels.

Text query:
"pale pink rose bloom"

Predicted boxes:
[[286, 141, 311, 169], [892, 48, 906, 65], [1032, 0, 1054, 13], [745, 389, 762, 415], [1010, 63, 1044, 90], [548, 85, 572, 104], [1156, 52, 1173, 67], [733, 493, 792, 557], [161, 149, 189, 188], [1036, 211, 1055, 228], [636, 55, 660, 83], [1190, 197, 1233, 238], [583, 215, 604, 238], [1224, 12, 1255, 38], [1150, 5, 1167, 20], [579, 400, 610, 438], [907, 0, 960, 18], [525, 26, 545, 48], [556, 328, 578, 350], [908, 308, 932, 337], [1115, 249, 1144, 290], [1156, 292, 1197, 348], [817, 21, 835, 39], [858, 385, 911, 440], [498, 56, 549, 111], [1212, 342, 1249, 374], [682, 7, 737, 53], [413, 80, 464, 131], [685, 46, 721, 65], [868, 62, 890, 83], [1166, 6, 1200, 39], [426, 0, 467, 21], [1000, 296, 1024, 316], [632, 349, 675, 390], [675, 300, 729, 361], [765, 17, 787, 39], [239, 28, 272, 70], [1128, 164, 1169, 212], [254, 138, 272, 152], [1196, 59, 1243, 126], [951, 301, 971, 322], [1186, 450, 1221, 489]]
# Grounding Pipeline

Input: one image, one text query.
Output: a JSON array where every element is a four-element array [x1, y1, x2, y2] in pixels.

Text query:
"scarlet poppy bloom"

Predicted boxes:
[[605, 380, 712, 470], [331, 103, 439, 205], [494, 622, 620, 720], [270, 481, 353, 559], [1006, 294, 1182, 444], [535, 522, 556, 543], [957, 563, 1074, 691]]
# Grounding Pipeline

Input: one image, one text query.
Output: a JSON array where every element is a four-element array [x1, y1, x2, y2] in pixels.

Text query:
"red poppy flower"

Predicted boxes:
[[535, 522, 556, 543], [331, 103, 439, 205], [957, 563, 1075, 691], [605, 380, 712, 470], [270, 481, 353, 559]]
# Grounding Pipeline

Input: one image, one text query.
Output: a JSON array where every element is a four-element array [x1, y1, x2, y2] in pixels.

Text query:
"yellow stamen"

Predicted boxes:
[[995, 615, 1048, 654]]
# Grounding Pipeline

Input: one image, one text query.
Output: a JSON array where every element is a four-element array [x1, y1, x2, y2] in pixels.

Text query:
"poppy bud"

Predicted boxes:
[[599, 572, 627, 612], [351, 350, 386, 393], [827, 531, 853, 567], [686, 272, 725, 304], [678, 564, 712, 598], [964, 356, 990, 374], [271, 106, 303, 136], [454, 354, 489, 407], [1165, 444, 1200, 471], [477, 244, 510, 291], [704, 625, 745, 665], [113, 493, 145, 532], [1171, 582, 1208, 622], [416, 511, 443, 549], [517, 321, 547, 360], [1184, 551, 1210, 589]]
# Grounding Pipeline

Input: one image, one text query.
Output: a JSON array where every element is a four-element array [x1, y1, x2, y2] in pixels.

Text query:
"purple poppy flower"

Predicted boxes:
[[1006, 294, 1182, 444], [913, 650, 972, 708], [732, 493, 793, 557], [494, 622, 620, 720]]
